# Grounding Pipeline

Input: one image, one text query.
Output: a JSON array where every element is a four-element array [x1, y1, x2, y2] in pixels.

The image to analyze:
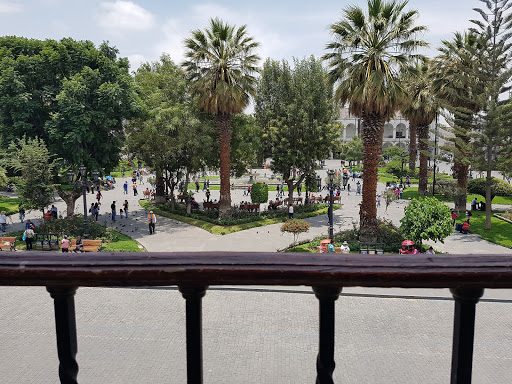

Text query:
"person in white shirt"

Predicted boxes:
[[288, 204, 294, 219], [340, 241, 350, 254]]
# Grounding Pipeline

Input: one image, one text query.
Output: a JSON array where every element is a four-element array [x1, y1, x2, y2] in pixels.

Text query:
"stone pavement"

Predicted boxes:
[[1, 164, 511, 383]]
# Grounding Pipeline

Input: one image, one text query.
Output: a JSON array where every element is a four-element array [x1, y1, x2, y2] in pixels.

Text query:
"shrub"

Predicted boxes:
[[251, 183, 269, 204], [281, 219, 311, 244], [385, 160, 404, 179], [36, 214, 116, 241], [467, 177, 512, 201]]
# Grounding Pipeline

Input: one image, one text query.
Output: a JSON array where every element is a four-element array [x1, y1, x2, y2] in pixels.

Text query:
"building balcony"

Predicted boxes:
[[1, 252, 511, 383]]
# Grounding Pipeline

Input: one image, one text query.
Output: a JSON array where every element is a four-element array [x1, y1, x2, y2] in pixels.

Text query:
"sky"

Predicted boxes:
[[0, 0, 480, 72]]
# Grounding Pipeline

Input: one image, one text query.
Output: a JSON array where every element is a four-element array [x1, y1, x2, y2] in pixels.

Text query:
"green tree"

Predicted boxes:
[[7, 137, 56, 213], [400, 197, 453, 247], [467, 0, 512, 229], [255, 57, 340, 205], [0, 37, 141, 213], [183, 18, 261, 217], [467, 177, 512, 202], [340, 136, 363, 168], [250, 183, 269, 204], [323, 0, 427, 236]]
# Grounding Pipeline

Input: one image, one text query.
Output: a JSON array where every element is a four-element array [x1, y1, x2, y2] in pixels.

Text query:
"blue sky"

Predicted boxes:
[[0, 0, 478, 72]]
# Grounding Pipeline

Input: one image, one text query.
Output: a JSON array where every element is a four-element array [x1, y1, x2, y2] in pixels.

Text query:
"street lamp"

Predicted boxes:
[[316, 176, 321, 192], [68, 166, 99, 239], [328, 170, 335, 241], [400, 152, 406, 186]]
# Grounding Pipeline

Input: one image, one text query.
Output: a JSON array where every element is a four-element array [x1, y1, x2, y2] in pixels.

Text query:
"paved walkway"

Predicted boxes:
[[4, 159, 512, 254]]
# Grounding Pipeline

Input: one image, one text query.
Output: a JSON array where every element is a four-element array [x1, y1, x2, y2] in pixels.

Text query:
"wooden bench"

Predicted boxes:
[[0, 236, 16, 251], [69, 239, 102, 252], [203, 202, 220, 210], [317, 246, 342, 253], [240, 204, 259, 212], [359, 243, 385, 254], [35, 234, 60, 251], [293, 197, 303, 204]]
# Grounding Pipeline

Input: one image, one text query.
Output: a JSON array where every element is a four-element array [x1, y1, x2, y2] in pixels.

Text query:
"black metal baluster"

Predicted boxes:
[[450, 287, 484, 384], [179, 286, 208, 384], [47, 286, 79, 384], [313, 286, 343, 384]]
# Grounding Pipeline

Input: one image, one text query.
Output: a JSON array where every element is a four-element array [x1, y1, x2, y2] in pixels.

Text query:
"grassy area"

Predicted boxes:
[[140, 200, 338, 235], [0, 197, 22, 216], [466, 211, 512, 248], [102, 231, 144, 252], [401, 187, 512, 205], [377, 169, 453, 185]]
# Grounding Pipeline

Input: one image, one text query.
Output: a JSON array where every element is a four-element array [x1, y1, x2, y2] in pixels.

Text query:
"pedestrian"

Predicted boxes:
[[133, 183, 138, 196], [328, 239, 335, 253], [148, 210, 156, 234], [451, 210, 459, 227], [203, 181, 207, 191], [23, 225, 35, 250], [0, 211, 6, 232], [377, 195, 381, 208], [120, 209, 124, 219], [111, 201, 116, 222], [288, 204, 294, 219], [51, 204, 58, 219], [205, 189, 211, 203], [123, 200, 129, 217], [466, 210, 472, 223], [356, 182, 361, 195], [347, 184, 351, 195], [25, 219, 35, 231], [61, 235, 70, 253], [18, 204, 25, 222], [89, 203, 94, 216], [96, 190, 102, 205], [207, 179, 210, 189], [340, 241, 350, 254], [93, 202, 99, 221], [123, 181, 128, 194], [399, 187, 403, 199], [195, 180, 200, 192]]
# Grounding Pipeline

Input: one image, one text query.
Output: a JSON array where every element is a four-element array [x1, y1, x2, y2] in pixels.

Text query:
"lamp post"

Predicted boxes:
[[328, 170, 334, 241], [316, 176, 321, 192], [68, 166, 99, 239], [400, 152, 406, 186]]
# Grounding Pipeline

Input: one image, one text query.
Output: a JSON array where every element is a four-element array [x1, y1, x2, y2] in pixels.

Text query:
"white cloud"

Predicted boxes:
[[126, 53, 147, 72], [98, 0, 155, 33], [156, 18, 187, 65], [0, 1, 23, 13]]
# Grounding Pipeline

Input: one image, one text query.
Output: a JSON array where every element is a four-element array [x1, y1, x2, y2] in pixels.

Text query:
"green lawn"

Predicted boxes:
[[401, 187, 512, 205], [0, 197, 22, 216], [467, 211, 512, 248], [102, 231, 144, 252], [378, 169, 453, 185]]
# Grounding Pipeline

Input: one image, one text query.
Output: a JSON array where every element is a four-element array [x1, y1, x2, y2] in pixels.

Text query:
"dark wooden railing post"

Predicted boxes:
[[450, 287, 484, 384], [313, 286, 343, 384], [46, 286, 79, 384], [179, 286, 208, 384]]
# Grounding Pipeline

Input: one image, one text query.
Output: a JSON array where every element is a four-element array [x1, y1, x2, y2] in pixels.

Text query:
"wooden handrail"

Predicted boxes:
[[1, 252, 511, 288]]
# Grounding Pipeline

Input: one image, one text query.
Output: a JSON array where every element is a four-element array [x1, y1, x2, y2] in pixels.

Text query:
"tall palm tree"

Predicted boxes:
[[432, 32, 481, 211], [183, 18, 260, 216], [401, 62, 437, 195], [323, 0, 427, 235]]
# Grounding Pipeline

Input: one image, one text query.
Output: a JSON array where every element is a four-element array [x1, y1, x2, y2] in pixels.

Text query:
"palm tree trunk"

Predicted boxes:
[[216, 113, 232, 217], [408, 125, 417, 173], [417, 125, 429, 195], [155, 167, 165, 204], [360, 114, 385, 236]]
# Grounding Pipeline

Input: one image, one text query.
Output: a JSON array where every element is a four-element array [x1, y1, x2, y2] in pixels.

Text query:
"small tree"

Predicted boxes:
[[281, 219, 311, 245], [250, 182, 269, 204], [467, 177, 512, 202], [383, 190, 396, 212], [8, 137, 57, 212], [400, 197, 453, 247]]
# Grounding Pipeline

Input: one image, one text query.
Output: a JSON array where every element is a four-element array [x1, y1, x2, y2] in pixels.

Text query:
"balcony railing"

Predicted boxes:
[[1, 252, 512, 384]]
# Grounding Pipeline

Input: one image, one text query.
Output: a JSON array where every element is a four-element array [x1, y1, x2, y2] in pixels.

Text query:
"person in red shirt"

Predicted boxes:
[[461, 221, 470, 234]]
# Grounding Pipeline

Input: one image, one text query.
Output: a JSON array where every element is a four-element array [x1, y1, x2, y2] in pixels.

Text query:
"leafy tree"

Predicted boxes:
[[339, 136, 363, 168], [323, 0, 427, 237], [468, 177, 512, 201], [255, 57, 340, 206], [466, 0, 512, 229], [0, 37, 142, 213], [183, 18, 261, 217], [250, 183, 269, 204], [400, 197, 453, 247], [230, 114, 263, 177], [7, 137, 56, 213], [383, 146, 404, 161]]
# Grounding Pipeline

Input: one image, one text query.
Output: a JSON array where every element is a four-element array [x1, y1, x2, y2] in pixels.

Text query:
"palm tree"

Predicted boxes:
[[183, 18, 260, 216], [401, 62, 437, 195], [432, 32, 481, 211], [323, 0, 427, 235]]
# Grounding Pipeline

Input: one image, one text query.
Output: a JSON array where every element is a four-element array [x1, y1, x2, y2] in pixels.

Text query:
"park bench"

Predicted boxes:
[[317, 246, 342, 253], [34, 234, 60, 251], [293, 197, 303, 204], [240, 204, 259, 212], [69, 239, 102, 252], [203, 202, 220, 210], [359, 242, 385, 254], [0, 236, 16, 251]]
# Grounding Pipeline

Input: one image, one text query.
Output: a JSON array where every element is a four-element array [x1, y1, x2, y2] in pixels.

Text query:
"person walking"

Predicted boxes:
[[288, 204, 294, 219], [376, 195, 381, 208], [123, 181, 128, 194], [451, 210, 459, 227], [133, 182, 138, 196], [0, 211, 6, 232], [96, 190, 102, 205], [148, 210, 156, 234], [123, 200, 129, 217], [18, 205, 25, 222], [111, 201, 116, 222], [93, 202, 100, 221]]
